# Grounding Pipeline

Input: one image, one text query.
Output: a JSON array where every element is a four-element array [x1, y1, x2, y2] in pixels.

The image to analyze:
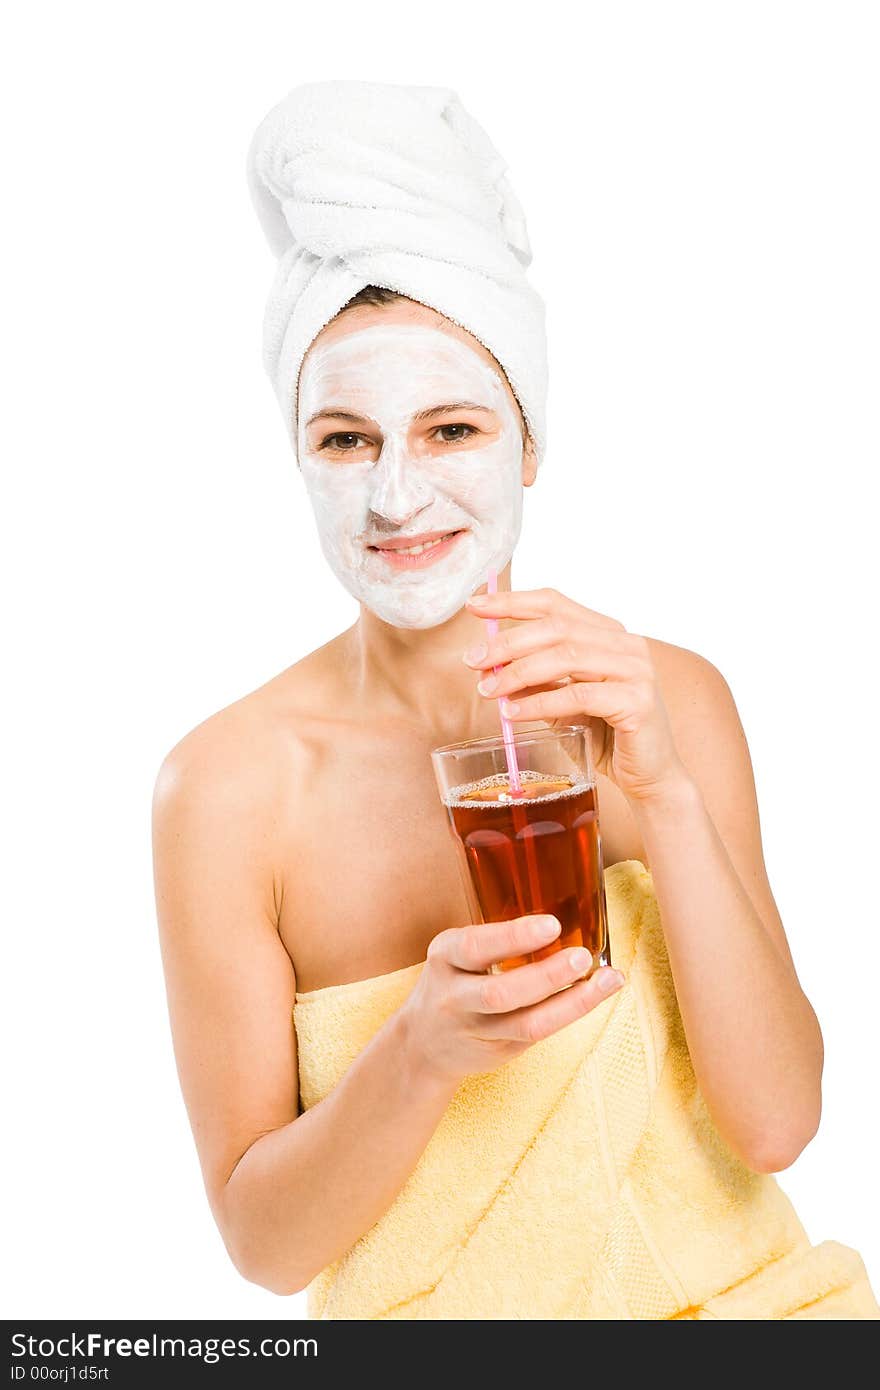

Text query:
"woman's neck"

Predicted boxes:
[[341, 564, 517, 740]]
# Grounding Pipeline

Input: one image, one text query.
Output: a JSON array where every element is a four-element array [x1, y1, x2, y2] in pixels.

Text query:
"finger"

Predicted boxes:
[[475, 640, 638, 700], [492, 683, 595, 735], [498, 680, 645, 730], [465, 945, 594, 1015], [467, 587, 623, 628], [463, 616, 623, 671], [463, 615, 560, 669], [433, 913, 562, 974], [482, 967, 626, 1042], [489, 678, 586, 721]]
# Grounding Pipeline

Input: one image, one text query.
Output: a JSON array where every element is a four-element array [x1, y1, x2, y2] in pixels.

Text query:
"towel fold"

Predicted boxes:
[[246, 80, 548, 464], [293, 860, 879, 1319]]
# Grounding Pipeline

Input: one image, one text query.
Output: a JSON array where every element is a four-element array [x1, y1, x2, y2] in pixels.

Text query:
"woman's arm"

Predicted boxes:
[[152, 720, 458, 1297], [224, 1010, 458, 1296], [627, 648, 823, 1173], [463, 589, 824, 1172]]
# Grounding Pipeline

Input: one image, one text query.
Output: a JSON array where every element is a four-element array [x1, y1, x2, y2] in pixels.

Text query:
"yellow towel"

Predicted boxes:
[[293, 860, 879, 1319]]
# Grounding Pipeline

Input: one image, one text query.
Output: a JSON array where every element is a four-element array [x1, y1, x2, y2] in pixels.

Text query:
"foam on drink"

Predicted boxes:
[[445, 768, 589, 808]]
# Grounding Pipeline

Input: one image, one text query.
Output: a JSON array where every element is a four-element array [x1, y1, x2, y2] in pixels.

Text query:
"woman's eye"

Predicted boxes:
[[321, 432, 365, 451], [434, 424, 477, 443]]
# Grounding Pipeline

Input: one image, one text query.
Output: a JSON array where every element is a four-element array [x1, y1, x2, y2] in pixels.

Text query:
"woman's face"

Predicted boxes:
[[296, 305, 534, 629]]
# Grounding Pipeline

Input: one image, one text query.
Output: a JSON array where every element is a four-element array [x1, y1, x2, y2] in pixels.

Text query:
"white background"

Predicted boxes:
[[3, 1, 877, 1320]]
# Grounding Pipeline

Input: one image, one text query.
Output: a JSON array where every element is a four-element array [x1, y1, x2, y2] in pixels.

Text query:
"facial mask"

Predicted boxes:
[[296, 324, 525, 629]]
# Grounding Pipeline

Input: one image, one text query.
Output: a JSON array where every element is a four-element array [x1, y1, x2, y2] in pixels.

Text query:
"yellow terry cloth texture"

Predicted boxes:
[[293, 860, 879, 1319]]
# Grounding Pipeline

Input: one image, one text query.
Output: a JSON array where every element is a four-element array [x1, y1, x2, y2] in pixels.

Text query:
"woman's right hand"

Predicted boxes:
[[398, 915, 625, 1086]]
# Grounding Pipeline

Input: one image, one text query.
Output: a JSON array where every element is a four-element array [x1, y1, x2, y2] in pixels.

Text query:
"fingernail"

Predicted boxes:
[[468, 594, 490, 606], [477, 674, 499, 695], [597, 969, 625, 994], [569, 948, 591, 972], [501, 699, 520, 716], [463, 643, 488, 665], [536, 916, 561, 938]]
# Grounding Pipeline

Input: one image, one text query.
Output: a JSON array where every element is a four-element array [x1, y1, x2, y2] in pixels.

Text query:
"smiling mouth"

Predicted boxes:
[[367, 529, 467, 568]]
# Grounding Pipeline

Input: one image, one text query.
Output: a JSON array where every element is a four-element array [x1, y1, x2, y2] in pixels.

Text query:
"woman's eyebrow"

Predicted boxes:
[[412, 402, 494, 422], [305, 408, 370, 428], [305, 402, 495, 429]]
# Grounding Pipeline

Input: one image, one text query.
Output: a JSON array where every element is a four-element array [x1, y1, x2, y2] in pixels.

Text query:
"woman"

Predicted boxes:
[[152, 80, 878, 1318]]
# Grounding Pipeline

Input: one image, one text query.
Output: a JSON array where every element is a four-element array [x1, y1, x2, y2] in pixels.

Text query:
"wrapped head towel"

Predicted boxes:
[[245, 80, 548, 465]]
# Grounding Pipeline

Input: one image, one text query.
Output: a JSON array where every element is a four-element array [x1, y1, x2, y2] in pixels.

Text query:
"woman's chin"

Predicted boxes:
[[361, 583, 476, 630], [375, 604, 465, 631]]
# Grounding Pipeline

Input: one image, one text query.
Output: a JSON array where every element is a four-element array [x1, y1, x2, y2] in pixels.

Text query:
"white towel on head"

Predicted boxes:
[[245, 80, 548, 465]]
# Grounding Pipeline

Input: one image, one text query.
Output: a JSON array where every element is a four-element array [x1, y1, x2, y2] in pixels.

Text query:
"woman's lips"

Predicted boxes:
[[368, 529, 467, 570]]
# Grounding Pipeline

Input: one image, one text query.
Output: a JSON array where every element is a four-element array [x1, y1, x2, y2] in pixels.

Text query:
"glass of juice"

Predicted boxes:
[[430, 725, 611, 974]]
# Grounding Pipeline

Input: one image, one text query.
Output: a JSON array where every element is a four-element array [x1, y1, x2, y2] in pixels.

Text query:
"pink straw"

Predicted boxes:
[[485, 567, 524, 796]]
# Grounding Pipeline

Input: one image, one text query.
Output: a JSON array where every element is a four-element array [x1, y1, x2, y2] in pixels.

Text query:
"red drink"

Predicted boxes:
[[445, 769, 611, 973]]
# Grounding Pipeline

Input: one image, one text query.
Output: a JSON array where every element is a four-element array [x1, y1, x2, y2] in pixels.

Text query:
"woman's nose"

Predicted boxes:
[[368, 439, 434, 526]]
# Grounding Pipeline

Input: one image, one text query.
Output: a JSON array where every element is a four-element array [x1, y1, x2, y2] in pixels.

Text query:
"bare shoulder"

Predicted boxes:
[[152, 651, 335, 867], [153, 692, 280, 826], [151, 702, 280, 943], [150, 652, 342, 992], [641, 635, 746, 769], [152, 642, 341, 814], [643, 634, 727, 697]]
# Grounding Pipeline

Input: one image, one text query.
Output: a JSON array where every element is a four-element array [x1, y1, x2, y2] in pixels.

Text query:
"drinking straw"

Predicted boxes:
[[485, 568, 545, 929], [485, 567, 524, 796]]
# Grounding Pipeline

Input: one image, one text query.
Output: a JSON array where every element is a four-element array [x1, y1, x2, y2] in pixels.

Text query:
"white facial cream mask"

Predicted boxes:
[[296, 323, 525, 629]]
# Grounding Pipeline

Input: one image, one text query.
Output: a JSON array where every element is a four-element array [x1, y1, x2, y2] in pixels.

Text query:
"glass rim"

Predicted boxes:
[[430, 722, 591, 758]]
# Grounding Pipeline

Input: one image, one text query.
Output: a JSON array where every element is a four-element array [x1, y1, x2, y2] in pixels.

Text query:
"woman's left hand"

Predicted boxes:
[[464, 587, 693, 805]]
